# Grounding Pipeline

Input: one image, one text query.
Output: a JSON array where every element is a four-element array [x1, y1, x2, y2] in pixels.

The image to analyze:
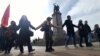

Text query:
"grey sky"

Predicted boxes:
[[49, 0, 100, 30]]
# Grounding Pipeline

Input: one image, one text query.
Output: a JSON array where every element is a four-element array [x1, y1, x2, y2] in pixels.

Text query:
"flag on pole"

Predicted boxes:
[[1, 4, 10, 27]]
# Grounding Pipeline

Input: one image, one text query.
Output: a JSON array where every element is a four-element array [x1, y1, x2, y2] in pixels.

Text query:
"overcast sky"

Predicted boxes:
[[0, 0, 100, 40]]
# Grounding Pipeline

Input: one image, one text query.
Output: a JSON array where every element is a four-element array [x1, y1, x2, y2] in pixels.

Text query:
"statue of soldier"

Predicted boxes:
[[54, 4, 59, 13]]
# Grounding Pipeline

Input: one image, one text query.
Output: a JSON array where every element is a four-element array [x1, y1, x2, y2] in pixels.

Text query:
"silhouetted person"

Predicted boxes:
[[0, 25, 7, 52], [94, 24, 100, 43], [18, 15, 36, 53], [36, 17, 61, 52], [0, 26, 1, 51], [62, 15, 78, 48], [4, 21, 18, 54], [4, 27, 14, 54], [78, 20, 88, 47], [84, 20, 93, 47], [0, 26, 2, 51], [9, 21, 18, 49]]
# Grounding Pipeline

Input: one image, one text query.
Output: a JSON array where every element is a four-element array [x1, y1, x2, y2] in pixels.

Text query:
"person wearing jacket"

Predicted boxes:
[[84, 20, 93, 47], [94, 24, 100, 43], [18, 15, 36, 53], [78, 20, 88, 47], [36, 17, 61, 52], [62, 15, 78, 48]]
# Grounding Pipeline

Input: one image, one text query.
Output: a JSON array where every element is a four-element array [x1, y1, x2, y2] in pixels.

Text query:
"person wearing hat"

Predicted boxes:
[[36, 17, 61, 52]]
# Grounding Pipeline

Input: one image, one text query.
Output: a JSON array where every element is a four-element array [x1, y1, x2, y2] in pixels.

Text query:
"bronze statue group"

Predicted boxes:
[[0, 14, 100, 54]]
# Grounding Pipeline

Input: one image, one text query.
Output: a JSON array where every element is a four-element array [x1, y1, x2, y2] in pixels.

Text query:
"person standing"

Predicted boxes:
[[62, 15, 78, 48], [36, 17, 61, 52], [18, 15, 36, 53], [78, 20, 88, 47], [0, 25, 7, 52], [0, 27, 1, 51], [94, 24, 100, 43], [84, 20, 93, 47], [5, 21, 18, 54]]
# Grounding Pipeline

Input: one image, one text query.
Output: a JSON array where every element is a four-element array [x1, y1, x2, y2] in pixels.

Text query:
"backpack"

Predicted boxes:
[[5, 29, 14, 39]]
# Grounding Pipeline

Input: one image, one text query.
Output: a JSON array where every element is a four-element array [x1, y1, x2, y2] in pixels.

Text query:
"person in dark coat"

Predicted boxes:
[[9, 21, 18, 49], [4, 21, 18, 54], [0, 25, 7, 52], [84, 20, 93, 47], [94, 24, 100, 43], [0, 27, 1, 50], [62, 15, 78, 47], [78, 20, 88, 47], [0, 26, 2, 51], [18, 15, 36, 53]]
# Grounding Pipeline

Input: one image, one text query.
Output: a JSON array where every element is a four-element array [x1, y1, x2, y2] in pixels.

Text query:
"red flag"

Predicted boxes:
[[1, 4, 10, 27]]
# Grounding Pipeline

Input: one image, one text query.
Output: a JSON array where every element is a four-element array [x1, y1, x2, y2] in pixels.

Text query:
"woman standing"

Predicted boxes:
[[18, 15, 36, 53], [84, 20, 93, 47], [4, 21, 18, 54], [94, 24, 100, 43]]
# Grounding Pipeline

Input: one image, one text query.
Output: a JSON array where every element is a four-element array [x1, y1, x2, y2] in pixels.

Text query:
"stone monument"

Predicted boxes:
[[52, 4, 66, 45]]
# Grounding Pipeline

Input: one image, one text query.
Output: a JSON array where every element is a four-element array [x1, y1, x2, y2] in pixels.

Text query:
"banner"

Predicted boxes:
[[1, 4, 10, 27]]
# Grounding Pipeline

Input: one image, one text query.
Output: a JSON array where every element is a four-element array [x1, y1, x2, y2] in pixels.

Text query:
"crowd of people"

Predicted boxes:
[[0, 15, 36, 54], [0, 15, 100, 54], [62, 15, 100, 48]]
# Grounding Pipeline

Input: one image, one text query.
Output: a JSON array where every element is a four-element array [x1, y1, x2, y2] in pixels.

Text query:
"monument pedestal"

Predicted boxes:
[[52, 12, 66, 45]]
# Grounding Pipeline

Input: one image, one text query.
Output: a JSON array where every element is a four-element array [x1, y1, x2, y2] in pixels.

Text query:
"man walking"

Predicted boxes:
[[62, 15, 78, 47]]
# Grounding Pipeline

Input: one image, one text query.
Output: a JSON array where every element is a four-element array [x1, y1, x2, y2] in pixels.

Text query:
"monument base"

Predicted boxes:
[[53, 30, 66, 46]]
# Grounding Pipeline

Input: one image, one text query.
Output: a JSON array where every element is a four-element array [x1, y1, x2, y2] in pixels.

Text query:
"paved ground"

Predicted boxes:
[[0, 42, 100, 56]]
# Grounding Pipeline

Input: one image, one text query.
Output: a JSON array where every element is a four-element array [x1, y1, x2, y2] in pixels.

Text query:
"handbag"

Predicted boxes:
[[40, 24, 49, 32], [28, 30, 34, 36], [40, 25, 46, 31]]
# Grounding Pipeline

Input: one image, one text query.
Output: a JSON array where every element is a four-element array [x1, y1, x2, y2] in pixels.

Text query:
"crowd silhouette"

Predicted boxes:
[[0, 15, 100, 54]]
